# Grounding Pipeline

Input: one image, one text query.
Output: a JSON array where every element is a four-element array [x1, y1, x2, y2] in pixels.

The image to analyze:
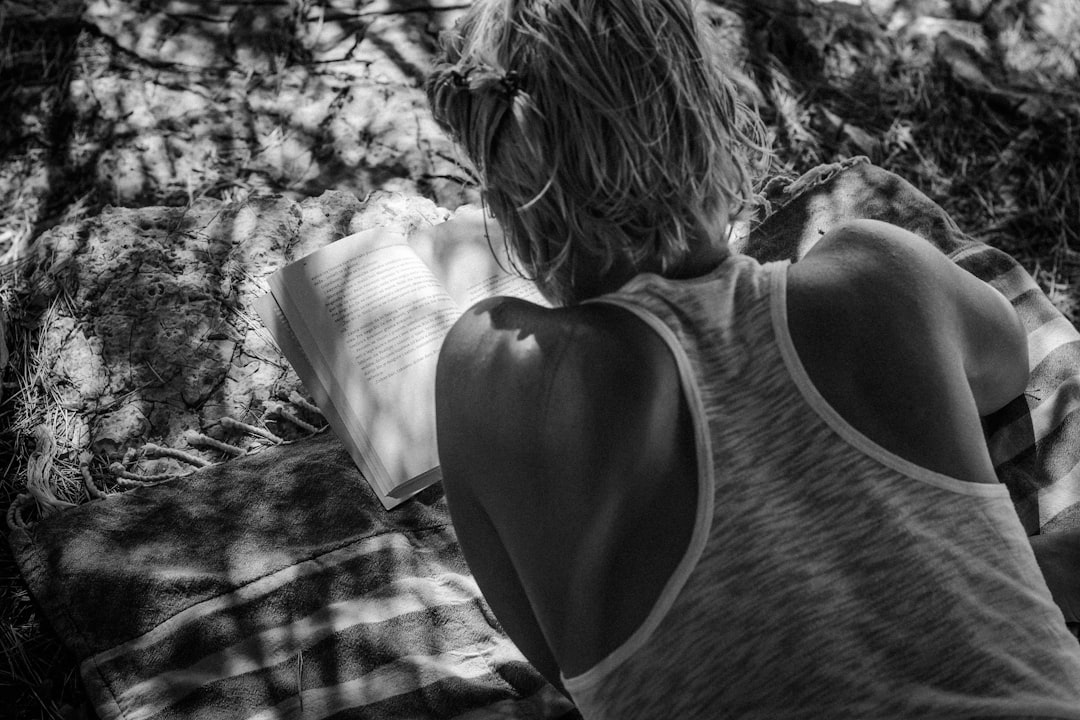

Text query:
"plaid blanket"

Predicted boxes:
[[9, 159, 1078, 719]]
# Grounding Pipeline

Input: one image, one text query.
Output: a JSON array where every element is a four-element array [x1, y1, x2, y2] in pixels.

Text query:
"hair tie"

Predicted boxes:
[[447, 65, 521, 101], [450, 68, 471, 88], [499, 70, 522, 99]]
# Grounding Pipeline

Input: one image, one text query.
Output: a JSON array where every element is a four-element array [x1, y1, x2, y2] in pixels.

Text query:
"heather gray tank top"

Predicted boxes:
[[563, 255, 1080, 718]]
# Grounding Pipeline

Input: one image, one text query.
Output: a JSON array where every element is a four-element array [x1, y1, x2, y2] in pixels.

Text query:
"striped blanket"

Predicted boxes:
[[10, 159, 1078, 719], [741, 156, 1080, 536], [10, 432, 580, 720]]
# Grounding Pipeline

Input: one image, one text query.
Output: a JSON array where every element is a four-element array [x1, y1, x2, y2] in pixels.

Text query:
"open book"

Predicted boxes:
[[254, 207, 548, 509]]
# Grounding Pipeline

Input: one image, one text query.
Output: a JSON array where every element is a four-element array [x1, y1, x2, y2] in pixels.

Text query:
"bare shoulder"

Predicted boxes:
[[783, 220, 957, 374], [789, 219, 1025, 410], [789, 219, 956, 300], [783, 218, 1027, 483], [436, 295, 679, 503]]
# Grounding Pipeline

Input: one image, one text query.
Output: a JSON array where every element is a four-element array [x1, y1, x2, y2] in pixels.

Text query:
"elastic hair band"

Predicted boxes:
[[451, 68, 471, 87], [499, 70, 522, 99], [448, 66, 522, 100]]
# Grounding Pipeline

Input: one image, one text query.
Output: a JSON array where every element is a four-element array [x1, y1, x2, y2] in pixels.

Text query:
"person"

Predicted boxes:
[[425, 0, 1080, 716]]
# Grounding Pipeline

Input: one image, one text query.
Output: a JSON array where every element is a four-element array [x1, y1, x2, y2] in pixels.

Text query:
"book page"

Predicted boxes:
[[260, 210, 552, 508], [408, 206, 551, 309], [252, 291, 419, 508], [270, 231, 457, 498]]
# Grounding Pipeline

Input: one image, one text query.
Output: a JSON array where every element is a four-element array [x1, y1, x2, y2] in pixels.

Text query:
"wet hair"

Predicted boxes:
[[426, 0, 769, 305]]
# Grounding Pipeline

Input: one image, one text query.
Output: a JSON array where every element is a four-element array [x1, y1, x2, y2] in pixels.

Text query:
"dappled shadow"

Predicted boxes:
[[0, 0, 477, 268], [5, 0, 1078, 268], [0, 186, 474, 716], [4, 0, 1080, 716], [9, 432, 575, 717], [0, 0, 483, 501], [709, 0, 1080, 316], [0, 7, 106, 252]]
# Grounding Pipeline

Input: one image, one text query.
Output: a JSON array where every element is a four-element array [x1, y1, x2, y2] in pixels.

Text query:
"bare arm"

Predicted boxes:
[[435, 297, 568, 691]]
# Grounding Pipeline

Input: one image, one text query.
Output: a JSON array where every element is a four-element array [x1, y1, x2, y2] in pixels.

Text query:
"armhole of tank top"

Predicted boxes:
[[768, 263, 1009, 499], [560, 296, 716, 694]]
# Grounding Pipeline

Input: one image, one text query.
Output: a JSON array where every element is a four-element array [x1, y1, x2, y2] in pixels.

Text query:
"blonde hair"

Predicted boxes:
[[427, 0, 769, 304]]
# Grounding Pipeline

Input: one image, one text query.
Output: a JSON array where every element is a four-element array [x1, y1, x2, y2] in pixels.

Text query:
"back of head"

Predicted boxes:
[[427, 0, 767, 304]]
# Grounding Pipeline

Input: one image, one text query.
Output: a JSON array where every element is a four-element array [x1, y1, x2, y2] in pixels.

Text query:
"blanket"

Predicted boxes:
[[10, 159, 1079, 720], [11, 432, 579, 720]]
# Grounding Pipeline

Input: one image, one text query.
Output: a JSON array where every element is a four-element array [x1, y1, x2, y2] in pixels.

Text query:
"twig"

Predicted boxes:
[[78, 19, 232, 74]]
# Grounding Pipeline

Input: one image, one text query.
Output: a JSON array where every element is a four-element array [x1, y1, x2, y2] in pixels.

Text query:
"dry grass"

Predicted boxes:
[[746, 0, 1080, 317]]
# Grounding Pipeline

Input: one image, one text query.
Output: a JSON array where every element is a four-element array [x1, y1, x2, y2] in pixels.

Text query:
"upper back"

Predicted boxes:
[[556, 247, 1080, 717], [437, 222, 1080, 715]]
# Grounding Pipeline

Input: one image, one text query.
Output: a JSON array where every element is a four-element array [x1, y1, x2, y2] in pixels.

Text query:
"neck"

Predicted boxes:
[[569, 237, 732, 303], [663, 239, 731, 280]]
